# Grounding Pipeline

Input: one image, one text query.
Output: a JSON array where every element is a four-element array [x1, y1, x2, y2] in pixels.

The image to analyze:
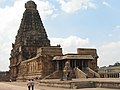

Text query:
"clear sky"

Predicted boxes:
[[0, 0, 120, 71]]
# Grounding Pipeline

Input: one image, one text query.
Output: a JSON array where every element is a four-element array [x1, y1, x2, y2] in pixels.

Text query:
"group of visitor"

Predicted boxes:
[[27, 79, 34, 90]]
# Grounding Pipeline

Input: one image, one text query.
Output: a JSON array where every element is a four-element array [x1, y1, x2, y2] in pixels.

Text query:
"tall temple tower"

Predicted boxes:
[[9, 0, 50, 80]]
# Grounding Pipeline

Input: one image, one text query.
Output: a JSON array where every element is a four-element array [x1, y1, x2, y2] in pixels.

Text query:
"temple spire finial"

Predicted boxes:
[[25, 0, 37, 10]]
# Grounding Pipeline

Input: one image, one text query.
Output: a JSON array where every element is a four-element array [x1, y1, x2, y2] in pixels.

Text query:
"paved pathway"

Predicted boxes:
[[0, 82, 117, 90]]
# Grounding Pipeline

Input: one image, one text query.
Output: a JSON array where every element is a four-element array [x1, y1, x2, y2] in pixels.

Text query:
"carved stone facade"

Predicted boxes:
[[17, 47, 62, 80], [9, 0, 99, 81]]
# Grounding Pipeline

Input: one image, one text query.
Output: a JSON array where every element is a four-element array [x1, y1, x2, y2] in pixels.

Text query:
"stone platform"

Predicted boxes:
[[39, 78, 120, 89]]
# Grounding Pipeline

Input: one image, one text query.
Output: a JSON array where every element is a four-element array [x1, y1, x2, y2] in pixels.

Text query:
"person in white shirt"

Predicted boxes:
[[27, 79, 31, 90]]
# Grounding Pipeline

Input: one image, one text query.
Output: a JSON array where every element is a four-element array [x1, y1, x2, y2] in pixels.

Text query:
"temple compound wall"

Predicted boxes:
[[98, 66, 120, 78], [0, 71, 9, 81]]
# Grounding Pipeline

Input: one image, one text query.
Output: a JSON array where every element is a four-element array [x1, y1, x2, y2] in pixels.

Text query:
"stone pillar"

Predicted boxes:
[[57, 61, 59, 70], [119, 73, 120, 78], [74, 60, 76, 67], [60, 61, 64, 81], [105, 70, 108, 78], [81, 60, 83, 69]]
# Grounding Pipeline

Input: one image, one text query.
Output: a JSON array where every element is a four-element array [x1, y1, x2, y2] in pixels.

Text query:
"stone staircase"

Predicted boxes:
[[83, 67, 100, 78], [73, 67, 100, 78], [42, 70, 62, 79], [41, 67, 100, 79]]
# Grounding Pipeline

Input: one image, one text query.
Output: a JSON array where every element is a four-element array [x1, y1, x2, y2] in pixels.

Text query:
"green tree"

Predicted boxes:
[[114, 61, 120, 66]]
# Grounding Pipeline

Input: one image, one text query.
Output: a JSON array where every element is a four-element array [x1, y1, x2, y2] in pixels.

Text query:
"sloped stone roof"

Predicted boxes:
[[53, 54, 94, 60]]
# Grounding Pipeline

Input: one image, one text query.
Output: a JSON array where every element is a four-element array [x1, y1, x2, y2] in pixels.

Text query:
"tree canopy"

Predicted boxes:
[[109, 61, 120, 67]]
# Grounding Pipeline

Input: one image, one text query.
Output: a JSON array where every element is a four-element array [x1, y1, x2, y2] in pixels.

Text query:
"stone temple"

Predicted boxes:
[[9, 0, 99, 81]]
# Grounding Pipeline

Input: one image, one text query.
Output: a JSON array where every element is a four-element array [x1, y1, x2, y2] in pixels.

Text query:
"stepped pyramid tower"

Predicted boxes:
[[13, 0, 50, 60]]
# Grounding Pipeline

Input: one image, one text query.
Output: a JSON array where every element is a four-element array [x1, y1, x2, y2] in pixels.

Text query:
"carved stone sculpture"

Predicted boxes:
[[63, 61, 72, 80]]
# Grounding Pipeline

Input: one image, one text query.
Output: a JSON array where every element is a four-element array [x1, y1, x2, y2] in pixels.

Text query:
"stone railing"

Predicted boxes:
[[42, 70, 61, 79], [86, 67, 100, 78], [74, 67, 87, 78]]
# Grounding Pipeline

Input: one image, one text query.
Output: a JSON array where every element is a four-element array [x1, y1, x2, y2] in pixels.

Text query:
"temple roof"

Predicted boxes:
[[53, 54, 94, 60]]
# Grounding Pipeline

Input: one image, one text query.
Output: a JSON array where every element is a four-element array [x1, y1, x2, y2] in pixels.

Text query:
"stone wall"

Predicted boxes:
[[37, 47, 63, 56], [39, 79, 120, 89], [0, 71, 9, 82], [17, 54, 56, 80], [95, 81, 120, 89]]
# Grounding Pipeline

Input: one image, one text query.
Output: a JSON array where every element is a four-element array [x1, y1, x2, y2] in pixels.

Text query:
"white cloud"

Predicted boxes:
[[0, 0, 55, 71], [0, 0, 5, 3], [36, 0, 54, 19], [98, 42, 120, 67], [51, 14, 59, 18], [108, 34, 112, 37], [114, 25, 120, 31], [51, 36, 91, 53], [57, 0, 96, 13], [103, 1, 111, 8], [115, 25, 120, 29]]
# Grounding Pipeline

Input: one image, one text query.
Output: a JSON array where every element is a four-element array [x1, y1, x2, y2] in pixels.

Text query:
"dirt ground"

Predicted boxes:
[[0, 82, 118, 90]]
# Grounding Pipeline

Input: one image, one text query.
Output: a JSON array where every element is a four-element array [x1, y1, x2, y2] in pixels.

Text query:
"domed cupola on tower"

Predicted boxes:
[[25, 0, 37, 10]]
